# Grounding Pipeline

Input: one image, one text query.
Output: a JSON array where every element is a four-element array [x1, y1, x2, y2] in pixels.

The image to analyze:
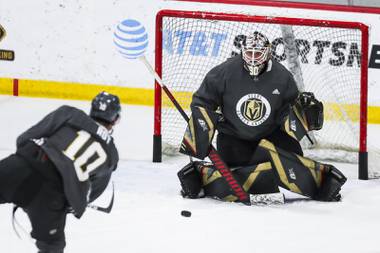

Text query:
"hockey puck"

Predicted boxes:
[[181, 210, 191, 217]]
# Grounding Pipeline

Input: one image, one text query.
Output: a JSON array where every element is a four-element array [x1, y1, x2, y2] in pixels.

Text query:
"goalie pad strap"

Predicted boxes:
[[180, 106, 220, 159]]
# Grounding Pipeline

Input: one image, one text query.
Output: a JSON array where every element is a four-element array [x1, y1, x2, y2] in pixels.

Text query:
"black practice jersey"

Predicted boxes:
[[16, 106, 119, 217], [191, 55, 299, 141]]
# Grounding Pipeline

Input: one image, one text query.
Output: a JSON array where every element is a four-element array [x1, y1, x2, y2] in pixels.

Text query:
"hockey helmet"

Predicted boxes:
[[242, 31, 271, 77], [90, 91, 121, 124]]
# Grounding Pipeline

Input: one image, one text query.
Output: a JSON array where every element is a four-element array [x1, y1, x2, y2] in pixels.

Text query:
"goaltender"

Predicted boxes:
[[177, 31, 347, 203]]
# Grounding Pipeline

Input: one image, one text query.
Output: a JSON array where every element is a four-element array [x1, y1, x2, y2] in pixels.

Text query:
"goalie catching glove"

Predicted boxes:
[[179, 106, 222, 159], [280, 92, 324, 141], [296, 92, 324, 131]]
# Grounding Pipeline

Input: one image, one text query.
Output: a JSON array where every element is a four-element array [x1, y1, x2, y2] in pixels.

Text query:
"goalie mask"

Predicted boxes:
[[242, 31, 271, 78]]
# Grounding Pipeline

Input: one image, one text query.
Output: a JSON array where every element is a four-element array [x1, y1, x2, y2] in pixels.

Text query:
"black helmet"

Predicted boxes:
[[90, 91, 121, 124]]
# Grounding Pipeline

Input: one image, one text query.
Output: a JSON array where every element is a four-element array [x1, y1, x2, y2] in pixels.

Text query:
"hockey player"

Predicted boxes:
[[178, 31, 347, 203], [0, 91, 120, 252]]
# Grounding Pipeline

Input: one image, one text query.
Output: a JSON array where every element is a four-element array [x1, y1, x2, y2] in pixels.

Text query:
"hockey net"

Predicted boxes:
[[154, 10, 377, 179]]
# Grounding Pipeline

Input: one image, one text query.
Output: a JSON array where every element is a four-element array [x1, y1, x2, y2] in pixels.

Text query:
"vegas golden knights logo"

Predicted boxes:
[[236, 94, 271, 126], [0, 24, 15, 61], [243, 99, 263, 121], [0, 25, 5, 42]]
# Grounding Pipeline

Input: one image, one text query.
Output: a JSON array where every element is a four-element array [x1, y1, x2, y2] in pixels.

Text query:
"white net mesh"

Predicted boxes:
[[157, 12, 378, 178]]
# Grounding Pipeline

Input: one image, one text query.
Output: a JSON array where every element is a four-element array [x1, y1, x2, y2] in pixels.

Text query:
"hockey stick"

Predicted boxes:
[[87, 182, 115, 214], [139, 55, 250, 205]]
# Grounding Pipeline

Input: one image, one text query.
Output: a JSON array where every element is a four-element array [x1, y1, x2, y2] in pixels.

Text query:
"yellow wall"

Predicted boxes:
[[0, 77, 154, 106], [1, 77, 380, 124]]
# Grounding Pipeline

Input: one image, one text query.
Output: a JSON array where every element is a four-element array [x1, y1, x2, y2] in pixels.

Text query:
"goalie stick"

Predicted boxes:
[[139, 56, 250, 205]]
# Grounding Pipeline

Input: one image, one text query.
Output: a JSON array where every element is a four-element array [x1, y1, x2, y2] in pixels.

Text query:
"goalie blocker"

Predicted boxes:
[[178, 139, 346, 203], [179, 106, 222, 159]]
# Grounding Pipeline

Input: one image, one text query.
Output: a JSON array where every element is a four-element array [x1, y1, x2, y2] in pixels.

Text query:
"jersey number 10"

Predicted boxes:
[[64, 130, 107, 181]]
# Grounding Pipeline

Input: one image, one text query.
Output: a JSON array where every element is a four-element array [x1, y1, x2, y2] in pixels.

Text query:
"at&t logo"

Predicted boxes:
[[113, 19, 148, 59]]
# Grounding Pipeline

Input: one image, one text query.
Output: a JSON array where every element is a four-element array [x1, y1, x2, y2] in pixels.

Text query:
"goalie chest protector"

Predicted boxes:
[[191, 55, 299, 141]]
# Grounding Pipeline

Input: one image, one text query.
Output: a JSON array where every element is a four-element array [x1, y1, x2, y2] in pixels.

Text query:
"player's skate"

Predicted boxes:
[[315, 165, 347, 202]]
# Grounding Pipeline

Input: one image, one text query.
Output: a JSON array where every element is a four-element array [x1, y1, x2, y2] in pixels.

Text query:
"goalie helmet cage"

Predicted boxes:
[[153, 9, 371, 179]]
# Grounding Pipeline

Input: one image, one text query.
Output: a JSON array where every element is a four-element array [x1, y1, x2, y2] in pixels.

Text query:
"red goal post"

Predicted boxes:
[[153, 9, 370, 179]]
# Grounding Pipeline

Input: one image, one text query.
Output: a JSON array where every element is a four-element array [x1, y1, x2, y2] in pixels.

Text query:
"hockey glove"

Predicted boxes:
[[177, 162, 205, 199], [296, 92, 324, 130], [180, 106, 221, 160]]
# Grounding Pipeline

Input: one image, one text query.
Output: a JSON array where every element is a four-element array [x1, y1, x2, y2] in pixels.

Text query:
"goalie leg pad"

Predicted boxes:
[[257, 139, 323, 198], [199, 162, 280, 202], [256, 139, 347, 201], [315, 165, 347, 202], [233, 163, 280, 195]]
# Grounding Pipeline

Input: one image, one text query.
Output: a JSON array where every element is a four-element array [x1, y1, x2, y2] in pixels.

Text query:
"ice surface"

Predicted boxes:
[[0, 96, 380, 253]]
